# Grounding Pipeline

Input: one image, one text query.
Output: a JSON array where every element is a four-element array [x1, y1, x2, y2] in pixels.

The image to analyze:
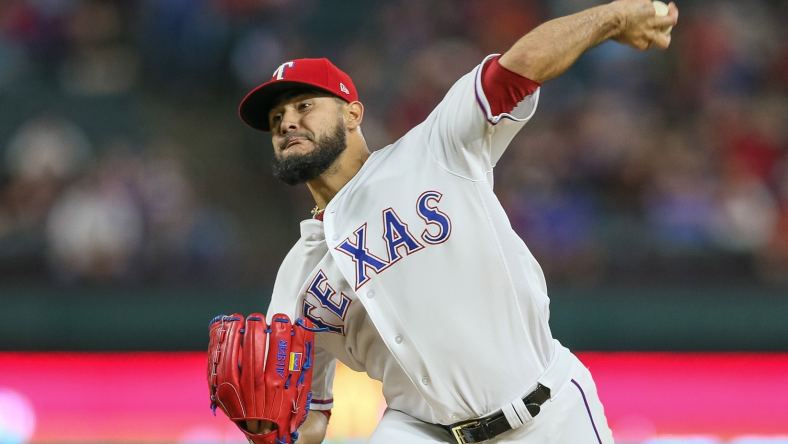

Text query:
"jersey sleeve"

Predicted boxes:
[[425, 54, 540, 179], [309, 341, 336, 411]]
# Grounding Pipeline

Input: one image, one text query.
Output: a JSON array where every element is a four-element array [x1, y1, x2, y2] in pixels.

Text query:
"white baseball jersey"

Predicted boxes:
[[266, 55, 584, 430]]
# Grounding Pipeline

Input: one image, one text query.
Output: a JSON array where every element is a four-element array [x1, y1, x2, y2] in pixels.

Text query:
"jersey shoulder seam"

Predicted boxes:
[[423, 122, 493, 182]]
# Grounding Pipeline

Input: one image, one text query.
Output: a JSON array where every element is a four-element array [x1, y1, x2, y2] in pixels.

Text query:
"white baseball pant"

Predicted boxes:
[[369, 354, 614, 444]]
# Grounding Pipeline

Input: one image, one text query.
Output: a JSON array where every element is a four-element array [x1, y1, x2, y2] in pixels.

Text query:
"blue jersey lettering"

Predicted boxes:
[[416, 191, 452, 244], [382, 208, 424, 263], [335, 224, 389, 289], [306, 270, 351, 318]]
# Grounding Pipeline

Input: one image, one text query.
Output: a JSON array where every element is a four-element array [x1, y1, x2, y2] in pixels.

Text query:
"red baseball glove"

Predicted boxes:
[[207, 313, 319, 444]]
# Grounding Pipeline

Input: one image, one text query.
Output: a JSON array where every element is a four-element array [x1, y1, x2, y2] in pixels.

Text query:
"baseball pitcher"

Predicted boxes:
[[208, 1, 678, 442]]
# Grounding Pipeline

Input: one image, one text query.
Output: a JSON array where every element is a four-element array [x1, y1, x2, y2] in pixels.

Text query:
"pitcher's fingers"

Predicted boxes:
[[654, 13, 677, 29], [652, 31, 672, 49], [669, 2, 679, 20], [244, 420, 274, 434]]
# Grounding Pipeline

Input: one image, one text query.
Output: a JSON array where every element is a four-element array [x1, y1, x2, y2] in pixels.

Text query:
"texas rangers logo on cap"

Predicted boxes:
[[272, 61, 295, 80]]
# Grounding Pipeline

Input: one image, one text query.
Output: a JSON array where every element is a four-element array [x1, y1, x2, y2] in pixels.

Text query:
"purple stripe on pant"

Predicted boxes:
[[571, 379, 603, 444]]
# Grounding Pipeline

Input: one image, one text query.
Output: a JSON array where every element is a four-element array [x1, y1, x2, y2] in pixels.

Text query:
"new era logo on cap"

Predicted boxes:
[[239, 58, 359, 131]]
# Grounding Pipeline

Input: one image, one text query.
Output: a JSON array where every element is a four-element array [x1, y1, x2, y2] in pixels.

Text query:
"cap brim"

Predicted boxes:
[[238, 80, 340, 132]]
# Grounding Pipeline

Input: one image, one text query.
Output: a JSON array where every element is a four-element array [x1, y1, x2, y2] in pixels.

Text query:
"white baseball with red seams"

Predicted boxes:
[[652, 1, 673, 33], [266, 55, 614, 443]]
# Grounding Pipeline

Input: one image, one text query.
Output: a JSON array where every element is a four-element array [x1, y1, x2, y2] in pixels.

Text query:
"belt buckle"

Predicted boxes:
[[450, 420, 479, 444]]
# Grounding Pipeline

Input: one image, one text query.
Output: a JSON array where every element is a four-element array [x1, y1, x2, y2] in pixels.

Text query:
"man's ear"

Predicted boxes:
[[343, 101, 364, 131]]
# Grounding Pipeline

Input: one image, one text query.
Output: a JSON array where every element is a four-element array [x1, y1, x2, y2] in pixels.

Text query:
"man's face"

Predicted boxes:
[[268, 92, 347, 185]]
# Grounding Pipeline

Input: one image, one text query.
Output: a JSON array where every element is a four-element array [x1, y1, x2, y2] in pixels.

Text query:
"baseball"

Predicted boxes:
[[652, 1, 673, 34]]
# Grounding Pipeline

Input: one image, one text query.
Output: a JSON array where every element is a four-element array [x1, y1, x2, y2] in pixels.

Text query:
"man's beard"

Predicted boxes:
[[272, 122, 347, 185]]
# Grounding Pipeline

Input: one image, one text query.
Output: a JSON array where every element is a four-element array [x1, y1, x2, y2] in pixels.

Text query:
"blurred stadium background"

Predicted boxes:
[[0, 0, 786, 442]]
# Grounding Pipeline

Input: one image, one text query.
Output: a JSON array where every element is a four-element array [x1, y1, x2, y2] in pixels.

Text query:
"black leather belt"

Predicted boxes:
[[442, 383, 551, 444]]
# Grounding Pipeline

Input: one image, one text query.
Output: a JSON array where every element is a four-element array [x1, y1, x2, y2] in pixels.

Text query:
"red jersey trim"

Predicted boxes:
[[481, 55, 540, 116], [475, 54, 541, 125]]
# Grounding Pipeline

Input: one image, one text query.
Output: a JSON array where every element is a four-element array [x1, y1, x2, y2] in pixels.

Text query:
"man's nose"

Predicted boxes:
[[278, 108, 299, 134]]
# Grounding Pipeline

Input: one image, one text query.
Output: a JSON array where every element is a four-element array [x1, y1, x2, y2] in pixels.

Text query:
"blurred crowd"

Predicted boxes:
[[0, 0, 786, 286]]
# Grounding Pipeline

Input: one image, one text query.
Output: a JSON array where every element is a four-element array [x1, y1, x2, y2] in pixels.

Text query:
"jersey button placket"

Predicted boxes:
[[421, 376, 430, 386], [394, 335, 403, 344]]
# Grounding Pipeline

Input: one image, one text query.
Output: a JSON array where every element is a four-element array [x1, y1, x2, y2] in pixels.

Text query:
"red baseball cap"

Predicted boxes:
[[238, 58, 359, 131]]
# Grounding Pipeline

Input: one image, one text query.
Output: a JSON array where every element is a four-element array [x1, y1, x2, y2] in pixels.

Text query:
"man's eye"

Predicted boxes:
[[298, 102, 312, 111]]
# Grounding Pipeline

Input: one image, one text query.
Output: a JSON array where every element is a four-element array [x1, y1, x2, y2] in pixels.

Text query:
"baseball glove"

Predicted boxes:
[[207, 313, 319, 444]]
